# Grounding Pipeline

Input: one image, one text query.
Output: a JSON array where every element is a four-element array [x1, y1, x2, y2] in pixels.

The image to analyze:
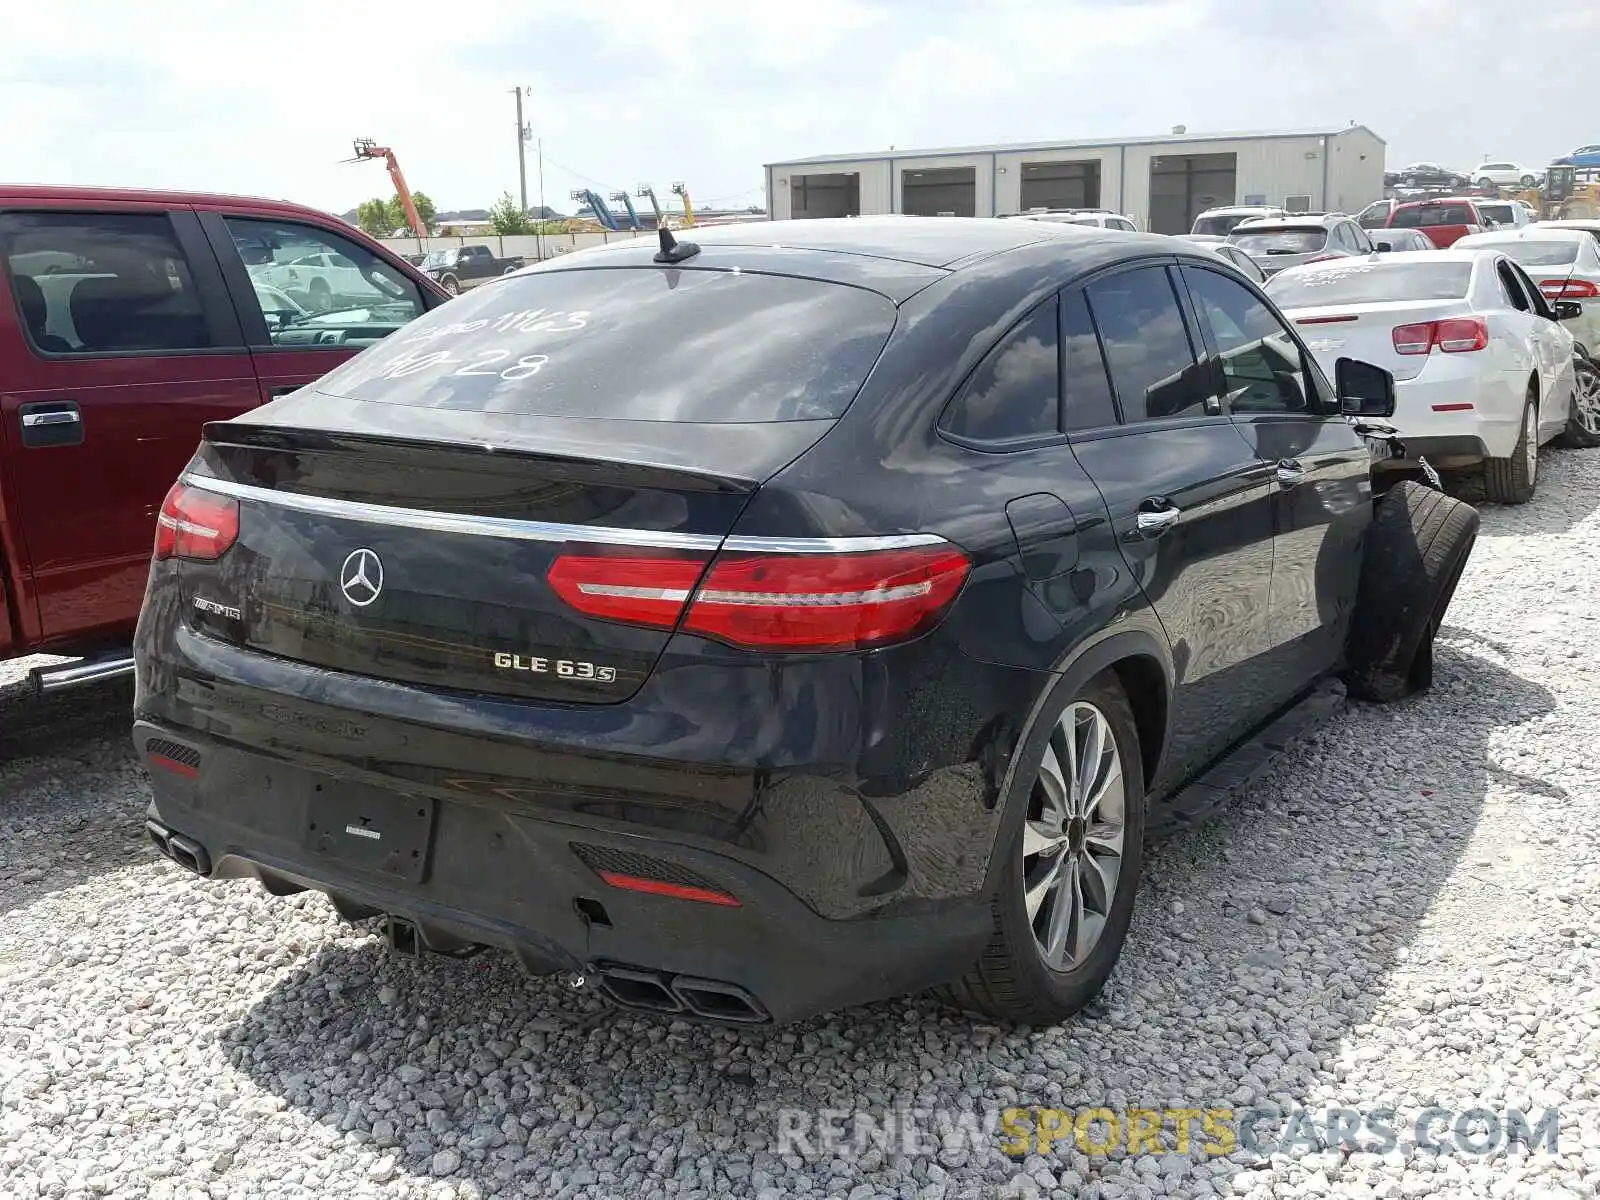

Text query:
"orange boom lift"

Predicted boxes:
[[347, 138, 427, 238]]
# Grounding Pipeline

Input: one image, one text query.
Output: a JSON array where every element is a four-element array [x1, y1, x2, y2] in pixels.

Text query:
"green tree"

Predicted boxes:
[[409, 191, 437, 233], [355, 197, 396, 238], [488, 191, 531, 235]]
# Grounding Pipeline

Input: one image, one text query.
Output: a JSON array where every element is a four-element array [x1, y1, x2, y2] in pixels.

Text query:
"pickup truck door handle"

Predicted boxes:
[[1275, 459, 1306, 487], [18, 401, 84, 448], [1134, 501, 1182, 538]]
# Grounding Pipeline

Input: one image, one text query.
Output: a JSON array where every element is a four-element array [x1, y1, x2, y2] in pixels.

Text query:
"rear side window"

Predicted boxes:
[[1060, 291, 1117, 430], [314, 267, 897, 423], [941, 297, 1060, 443], [1085, 266, 1207, 422], [0, 211, 213, 355]]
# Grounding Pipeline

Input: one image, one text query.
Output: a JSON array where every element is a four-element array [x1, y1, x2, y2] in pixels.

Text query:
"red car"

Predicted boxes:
[[1385, 197, 1492, 248], [0, 185, 448, 689]]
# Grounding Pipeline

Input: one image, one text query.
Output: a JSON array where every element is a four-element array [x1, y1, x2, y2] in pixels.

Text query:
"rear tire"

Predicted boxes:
[[1483, 391, 1539, 504], [1557, 358, 1600, 448], [943, 671, 1145, 1024], [1345, 481, 1479, 703], [1478, 177, 1495, 190], [1520, 175, 1537, 187]]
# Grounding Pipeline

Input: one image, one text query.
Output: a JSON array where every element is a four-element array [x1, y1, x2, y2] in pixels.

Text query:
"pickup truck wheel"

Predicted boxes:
[[1483, 391, 1538, 504], [1556, 358, 1600, 448], [440, 274, 460, 296], [1345, 480, 1479, 704], [942, 671, 1145, 1024]]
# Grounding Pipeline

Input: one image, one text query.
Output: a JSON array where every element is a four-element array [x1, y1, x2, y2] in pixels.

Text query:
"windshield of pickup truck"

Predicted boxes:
[[421, 251, 457, 267]]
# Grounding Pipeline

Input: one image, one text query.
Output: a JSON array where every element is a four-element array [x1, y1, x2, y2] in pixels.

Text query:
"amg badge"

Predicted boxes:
[[193, 595, 242, 621], [493, 652, 617, 683]]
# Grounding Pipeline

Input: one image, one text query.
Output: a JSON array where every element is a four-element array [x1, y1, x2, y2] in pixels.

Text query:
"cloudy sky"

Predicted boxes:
[[2, 0, 1593, 218]]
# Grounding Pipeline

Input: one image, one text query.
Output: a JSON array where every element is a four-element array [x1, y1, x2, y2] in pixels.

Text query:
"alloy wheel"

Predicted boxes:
[[1021, 702, 1127, 971], [1575, 368, 1600, 436], [1525, 404, 1539, 481]]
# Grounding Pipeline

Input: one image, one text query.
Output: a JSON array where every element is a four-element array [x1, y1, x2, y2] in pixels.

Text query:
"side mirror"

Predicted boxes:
[[1335, 357, 1397, 417], [1374, 241, 1392, 252], [1556, 299, 1583, 321]]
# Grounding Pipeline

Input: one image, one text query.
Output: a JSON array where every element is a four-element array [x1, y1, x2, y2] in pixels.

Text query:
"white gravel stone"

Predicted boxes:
[[3, 452, 1600, 1199]]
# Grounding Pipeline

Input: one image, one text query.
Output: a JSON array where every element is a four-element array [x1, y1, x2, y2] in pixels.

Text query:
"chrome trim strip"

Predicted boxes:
[[182, 474, 725, 551], [182, 475, 947, 555], [720, 533, 947, 553]]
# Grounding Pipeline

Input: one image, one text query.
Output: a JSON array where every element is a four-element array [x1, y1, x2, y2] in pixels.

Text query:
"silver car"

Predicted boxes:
[[1369, 228, 1437, 253], [1176, 234, 1267, 282], [1227, 213, 1375, 276]]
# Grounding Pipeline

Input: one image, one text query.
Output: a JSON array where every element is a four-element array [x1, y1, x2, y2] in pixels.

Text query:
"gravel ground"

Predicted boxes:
[[3, 450, 1599, 1200]]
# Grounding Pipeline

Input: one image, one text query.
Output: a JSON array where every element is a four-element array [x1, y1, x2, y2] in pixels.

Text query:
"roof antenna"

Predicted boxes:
[[654, 223, 700, 264]]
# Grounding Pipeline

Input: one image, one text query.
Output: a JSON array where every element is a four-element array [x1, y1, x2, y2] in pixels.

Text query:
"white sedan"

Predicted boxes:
[[1265, 251, 1592, 503], [1454, 227, 1600, 354]]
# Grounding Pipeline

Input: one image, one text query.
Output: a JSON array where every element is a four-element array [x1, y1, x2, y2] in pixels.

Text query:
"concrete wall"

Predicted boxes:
[[379, 229, 658, 263]]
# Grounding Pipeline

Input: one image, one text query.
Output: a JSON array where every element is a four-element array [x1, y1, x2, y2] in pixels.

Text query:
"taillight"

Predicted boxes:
[[1392, 323, 1435, 355], [1540, 279, 1600, 299], [1391, 318, 1488, 356], [548, 542, 972, 651], [154, 482, 239, 561], [1434, 317, 1488, 353]]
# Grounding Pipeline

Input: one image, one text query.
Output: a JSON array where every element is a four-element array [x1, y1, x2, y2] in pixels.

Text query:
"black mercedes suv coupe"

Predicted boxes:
[[133, 217, 1477, 1025]]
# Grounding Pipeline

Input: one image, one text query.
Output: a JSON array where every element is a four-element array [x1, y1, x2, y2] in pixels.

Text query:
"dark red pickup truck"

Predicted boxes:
[[0, 185, 447, 690]]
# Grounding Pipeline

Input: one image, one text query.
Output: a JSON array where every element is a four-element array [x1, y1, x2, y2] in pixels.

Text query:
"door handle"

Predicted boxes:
[[18, 401, 84, 448], [1275, 459, 1306, 487], [20, 410, 80, 428], [1135, 503, 1182, 538]]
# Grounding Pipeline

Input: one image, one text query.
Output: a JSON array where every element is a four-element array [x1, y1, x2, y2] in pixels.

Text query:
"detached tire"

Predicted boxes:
[[1345, 481, 1479, 704], [1484, 390, 1539, 504], [944, 671, 1146, 1024]]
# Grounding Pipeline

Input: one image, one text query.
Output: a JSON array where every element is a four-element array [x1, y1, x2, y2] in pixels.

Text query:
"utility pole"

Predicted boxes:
[[511, 86, 529, 216]]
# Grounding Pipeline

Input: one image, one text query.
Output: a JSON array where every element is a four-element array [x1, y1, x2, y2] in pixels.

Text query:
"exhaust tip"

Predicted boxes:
[[596, 966, 684, 1014], [671, 976, 770, 1024]]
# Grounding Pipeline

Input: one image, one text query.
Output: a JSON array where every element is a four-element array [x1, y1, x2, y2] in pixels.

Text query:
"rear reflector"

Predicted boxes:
[[154, 482, 239, 562], [1540, 279, 1600, 299], [1392, 317, 1488, 355], [147, 753, 199, 779], [549, 542, 971, 651], [1431, 402, 1476, 412], [596, 871, 741, 907]]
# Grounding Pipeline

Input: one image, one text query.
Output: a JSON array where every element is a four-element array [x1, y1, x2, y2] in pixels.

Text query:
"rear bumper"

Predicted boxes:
[[131, 615, 1045, 1022], [1392, 367, 1521, 463], [137, 721, 992, 1023]]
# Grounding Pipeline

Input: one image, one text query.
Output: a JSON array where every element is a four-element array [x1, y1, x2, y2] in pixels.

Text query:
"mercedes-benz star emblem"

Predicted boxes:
[[339, 548, 384, 608]]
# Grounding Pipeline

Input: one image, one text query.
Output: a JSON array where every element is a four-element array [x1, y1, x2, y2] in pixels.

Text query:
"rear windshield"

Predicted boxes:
[[1266, 262, 1474, 308], [1228, 229, 1327, 255], [311, 267, 897, 422], [1193, 214, 1254, 236], [1483, 240, 1580, 267], [1391, 204, 1475, 228]]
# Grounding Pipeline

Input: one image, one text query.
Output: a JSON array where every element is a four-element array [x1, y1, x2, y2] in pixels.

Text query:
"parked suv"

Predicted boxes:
[[0, 185, 447, 687], [134, 218, 1477, 1026], [1189, 205, 1286, 237], [1227, 213, 1374, 276]]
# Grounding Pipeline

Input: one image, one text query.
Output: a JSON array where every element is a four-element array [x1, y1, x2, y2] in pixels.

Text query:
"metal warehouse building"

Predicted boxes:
[[765, 124, 1386, 234]]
